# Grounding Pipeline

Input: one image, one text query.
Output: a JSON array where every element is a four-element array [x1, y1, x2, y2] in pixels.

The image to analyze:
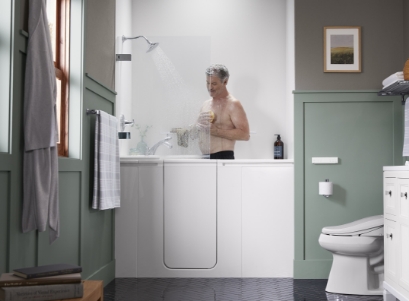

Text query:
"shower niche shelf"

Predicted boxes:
[[378, 80, 409, 105]]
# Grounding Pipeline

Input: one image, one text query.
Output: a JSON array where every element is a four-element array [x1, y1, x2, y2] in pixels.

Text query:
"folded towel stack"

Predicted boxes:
[[382, 71, 404, 89]]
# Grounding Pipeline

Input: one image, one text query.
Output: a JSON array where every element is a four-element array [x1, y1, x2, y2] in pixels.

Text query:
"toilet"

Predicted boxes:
[[318, 215, 384, 296]]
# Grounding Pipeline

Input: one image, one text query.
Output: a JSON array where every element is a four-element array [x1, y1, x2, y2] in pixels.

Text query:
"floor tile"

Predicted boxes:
[[103, 278, 384, 301]]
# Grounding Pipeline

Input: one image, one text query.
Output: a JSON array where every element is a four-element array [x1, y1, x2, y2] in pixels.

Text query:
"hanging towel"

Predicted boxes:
[[22, 0, 59, 244], [404, 101, 409, 157], [176, 128, 189, 148], [92, 111, 121, 210]]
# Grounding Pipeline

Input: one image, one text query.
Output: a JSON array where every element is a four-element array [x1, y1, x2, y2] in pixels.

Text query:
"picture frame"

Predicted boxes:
[[324, 26, 361, 72]]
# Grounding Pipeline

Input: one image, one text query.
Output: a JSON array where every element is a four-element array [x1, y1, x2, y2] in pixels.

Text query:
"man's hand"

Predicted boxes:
[[197, 111, 214, 126]]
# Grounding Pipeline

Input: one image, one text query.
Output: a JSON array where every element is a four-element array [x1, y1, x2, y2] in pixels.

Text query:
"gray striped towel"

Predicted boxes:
[[92, 111, 121, 210]]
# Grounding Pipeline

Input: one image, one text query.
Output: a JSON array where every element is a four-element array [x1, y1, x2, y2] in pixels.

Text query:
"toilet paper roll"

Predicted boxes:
[[319, 181, 333, 196]]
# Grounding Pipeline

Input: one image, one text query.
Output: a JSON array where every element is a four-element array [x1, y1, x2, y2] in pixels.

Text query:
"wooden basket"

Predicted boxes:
[[404, 59, 409, 80]]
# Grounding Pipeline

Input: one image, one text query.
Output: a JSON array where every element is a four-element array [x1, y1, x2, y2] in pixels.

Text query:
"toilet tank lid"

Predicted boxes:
[[322, 215, 383, 235]]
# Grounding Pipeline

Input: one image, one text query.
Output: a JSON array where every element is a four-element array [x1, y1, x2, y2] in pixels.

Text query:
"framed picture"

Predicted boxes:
[[324, 26, 361, 72]]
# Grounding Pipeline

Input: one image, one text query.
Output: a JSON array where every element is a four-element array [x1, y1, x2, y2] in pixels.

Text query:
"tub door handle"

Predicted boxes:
[[386, 233, 393, 239]]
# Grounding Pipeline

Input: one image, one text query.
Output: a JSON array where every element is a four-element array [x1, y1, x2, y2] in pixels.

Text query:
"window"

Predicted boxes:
[[46, 0, 70, 157]]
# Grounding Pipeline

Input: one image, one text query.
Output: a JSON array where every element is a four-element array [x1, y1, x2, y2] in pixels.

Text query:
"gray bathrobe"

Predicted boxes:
[[22, 0, 59, 244]]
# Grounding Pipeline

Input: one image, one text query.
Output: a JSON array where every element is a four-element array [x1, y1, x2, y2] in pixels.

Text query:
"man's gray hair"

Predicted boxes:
[[206, 64, 229, 83]]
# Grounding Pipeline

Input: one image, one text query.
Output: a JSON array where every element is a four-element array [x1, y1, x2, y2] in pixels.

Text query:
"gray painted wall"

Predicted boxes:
[[404, 1, 409, 58], [295, 0, 405, 90], [85, 0, 116, 90]]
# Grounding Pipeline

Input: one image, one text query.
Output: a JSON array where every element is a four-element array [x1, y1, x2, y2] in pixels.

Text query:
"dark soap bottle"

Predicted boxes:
[[274, 134, 284, 159]]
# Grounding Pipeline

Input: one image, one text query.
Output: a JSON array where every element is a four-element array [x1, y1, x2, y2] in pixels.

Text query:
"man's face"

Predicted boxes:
[[206, 75, 226, 98]]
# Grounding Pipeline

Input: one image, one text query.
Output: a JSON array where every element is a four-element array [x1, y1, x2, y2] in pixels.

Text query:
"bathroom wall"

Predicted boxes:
[[0, 0, 115, 285], [295, 0, 405, 90], [294, 0, 406, 278], [116, 0, 295, 160], [115, 0, 133, 156], [85, 0, 116, 90], [404, 1, 409, 58]]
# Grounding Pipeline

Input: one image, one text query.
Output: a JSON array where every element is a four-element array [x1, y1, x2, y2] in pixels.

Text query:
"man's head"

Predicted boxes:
[[206, 64, 229, 84], [206, 64, 229, 98]]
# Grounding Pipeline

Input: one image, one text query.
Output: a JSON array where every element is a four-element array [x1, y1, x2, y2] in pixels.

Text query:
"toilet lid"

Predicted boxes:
[[322, 215, 383, 235]]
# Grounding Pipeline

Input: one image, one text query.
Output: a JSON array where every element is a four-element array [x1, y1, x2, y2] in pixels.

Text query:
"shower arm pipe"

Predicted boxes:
[[122, 35, 152, 43]]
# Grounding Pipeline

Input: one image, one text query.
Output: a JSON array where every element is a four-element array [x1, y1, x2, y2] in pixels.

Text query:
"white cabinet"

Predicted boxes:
[[384, 176, 398, 216], [383, 167, 409, 301], [384, 218, 398, 284]]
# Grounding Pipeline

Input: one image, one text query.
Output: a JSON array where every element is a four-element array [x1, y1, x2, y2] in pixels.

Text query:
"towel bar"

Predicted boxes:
[[86, 109, 100, 115]]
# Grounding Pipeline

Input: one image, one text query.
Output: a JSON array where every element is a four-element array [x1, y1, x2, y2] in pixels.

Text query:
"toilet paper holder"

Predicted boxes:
[[319, 179, 333, 198]]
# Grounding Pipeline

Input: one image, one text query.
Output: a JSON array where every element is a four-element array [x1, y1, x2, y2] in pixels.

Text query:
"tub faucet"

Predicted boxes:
[[147, 135, 173, 155]]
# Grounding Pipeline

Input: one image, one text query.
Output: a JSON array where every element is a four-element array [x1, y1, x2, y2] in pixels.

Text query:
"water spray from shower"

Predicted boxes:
[[122, 35, 159, 53]]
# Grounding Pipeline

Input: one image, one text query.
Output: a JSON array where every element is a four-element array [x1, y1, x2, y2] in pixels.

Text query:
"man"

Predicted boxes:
[[198, 64, 250, 159]]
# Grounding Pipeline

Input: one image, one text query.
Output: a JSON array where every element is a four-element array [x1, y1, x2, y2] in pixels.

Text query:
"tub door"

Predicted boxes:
[[164, 160, 217, 269]]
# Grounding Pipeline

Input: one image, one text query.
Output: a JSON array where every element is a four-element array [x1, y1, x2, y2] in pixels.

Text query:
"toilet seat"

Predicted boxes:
[[322, 215, 383, 236]]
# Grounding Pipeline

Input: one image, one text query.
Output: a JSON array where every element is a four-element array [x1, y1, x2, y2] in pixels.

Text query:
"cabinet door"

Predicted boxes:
[[399, 178, 409, 223], [384, 177, 398, 216], [399, 218, 409, 291], [384, 218, 399, 284]]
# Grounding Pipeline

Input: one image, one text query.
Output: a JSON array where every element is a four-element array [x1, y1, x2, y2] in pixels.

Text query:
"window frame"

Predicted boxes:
[[52, 0, 70, 157]]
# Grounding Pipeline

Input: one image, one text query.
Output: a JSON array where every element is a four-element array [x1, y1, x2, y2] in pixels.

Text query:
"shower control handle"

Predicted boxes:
[[401, 192, 408, 199], [386, 233, 393, 239]]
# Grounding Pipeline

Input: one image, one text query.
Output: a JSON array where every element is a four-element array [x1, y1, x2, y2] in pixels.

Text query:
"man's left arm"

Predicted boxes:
[[210, 101, 250, 141]]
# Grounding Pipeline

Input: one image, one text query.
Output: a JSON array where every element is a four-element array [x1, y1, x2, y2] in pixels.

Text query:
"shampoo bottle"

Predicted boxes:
[[274, 134, 284, 159]]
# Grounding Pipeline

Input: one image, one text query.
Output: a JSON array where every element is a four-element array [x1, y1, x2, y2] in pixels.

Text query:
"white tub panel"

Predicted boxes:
[[242, 166, 294, 277], [216, 164, 242, 276], [164, 162, 217, 269], [137, 162, 165, 276]]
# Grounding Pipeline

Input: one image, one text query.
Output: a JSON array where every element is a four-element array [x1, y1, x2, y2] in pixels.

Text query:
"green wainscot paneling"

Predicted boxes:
[[294, 91, 404, 279], [38, 172, 81, 266]]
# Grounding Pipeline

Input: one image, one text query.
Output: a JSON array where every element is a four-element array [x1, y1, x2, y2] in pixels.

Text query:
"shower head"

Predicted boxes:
[[147, 42, 159, 53], [122, 35, 159, 53]]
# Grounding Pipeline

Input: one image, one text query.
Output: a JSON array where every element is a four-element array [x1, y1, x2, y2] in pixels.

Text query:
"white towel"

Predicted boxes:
[[382, 71, 404, 88], [92, 111, 121, 210], [176, 128, 189, 148], [404, 101, 409, 157]]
